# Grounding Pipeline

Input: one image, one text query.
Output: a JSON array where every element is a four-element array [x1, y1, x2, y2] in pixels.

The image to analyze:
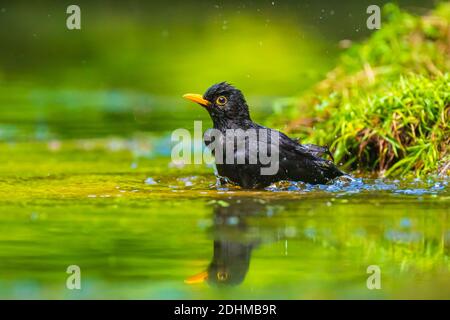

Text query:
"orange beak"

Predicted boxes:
[[184, 271, 208, 284], [183, 93, 211, 107]]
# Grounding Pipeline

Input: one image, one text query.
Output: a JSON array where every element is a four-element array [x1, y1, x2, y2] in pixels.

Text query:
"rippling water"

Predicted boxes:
[[266, 176, 449, 195], [0, 137, 448, 299]]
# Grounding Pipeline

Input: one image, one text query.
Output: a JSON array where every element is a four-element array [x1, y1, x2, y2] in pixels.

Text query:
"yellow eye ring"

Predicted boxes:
[[216, 96, 227, 106], [217, 271, 228, 281]]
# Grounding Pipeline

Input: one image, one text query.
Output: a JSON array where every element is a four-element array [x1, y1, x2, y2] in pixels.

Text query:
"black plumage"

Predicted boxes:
[[183, 82, 344, 189]]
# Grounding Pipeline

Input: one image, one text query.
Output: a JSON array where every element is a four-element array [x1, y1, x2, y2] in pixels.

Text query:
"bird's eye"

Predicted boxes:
[[217, 271, 228, 281], [216, 96, 227, 106]]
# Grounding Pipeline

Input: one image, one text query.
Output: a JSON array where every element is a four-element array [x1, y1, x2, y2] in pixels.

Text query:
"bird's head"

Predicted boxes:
[[183, 82, 251, 127]]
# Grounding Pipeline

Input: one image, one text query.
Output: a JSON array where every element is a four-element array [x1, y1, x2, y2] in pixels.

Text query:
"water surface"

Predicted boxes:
[[0, 135, 448, 299]]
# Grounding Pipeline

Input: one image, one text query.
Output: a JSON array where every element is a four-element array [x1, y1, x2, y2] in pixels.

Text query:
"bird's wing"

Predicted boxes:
[[260, 126, 334, 162], [247, 124, 344, 183], [296, 144, 335, 162]]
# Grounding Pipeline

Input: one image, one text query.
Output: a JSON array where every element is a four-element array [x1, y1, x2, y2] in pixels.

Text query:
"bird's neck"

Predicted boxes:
[[213, 118, 253, 131]]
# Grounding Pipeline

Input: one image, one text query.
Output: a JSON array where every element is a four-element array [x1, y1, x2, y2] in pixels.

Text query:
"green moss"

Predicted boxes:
[[273, 3, 450, 177]]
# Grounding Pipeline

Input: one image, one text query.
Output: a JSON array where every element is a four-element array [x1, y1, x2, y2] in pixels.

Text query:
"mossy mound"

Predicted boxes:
[[272, 3, 450, 177]]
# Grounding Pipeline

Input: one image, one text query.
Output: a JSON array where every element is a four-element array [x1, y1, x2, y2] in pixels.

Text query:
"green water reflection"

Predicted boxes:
[[0, 142, 448, 299]]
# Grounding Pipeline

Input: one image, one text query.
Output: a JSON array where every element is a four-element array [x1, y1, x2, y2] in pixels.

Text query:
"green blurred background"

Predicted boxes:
[[0, 0, 439, 141], [0, 0, 437, 96]]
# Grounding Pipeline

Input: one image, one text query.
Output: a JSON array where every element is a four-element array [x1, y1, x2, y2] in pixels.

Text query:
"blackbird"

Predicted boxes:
[[183, 82, 344, 188]]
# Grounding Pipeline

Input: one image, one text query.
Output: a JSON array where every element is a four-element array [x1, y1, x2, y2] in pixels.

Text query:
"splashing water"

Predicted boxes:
[[264, 175, 449, 196]]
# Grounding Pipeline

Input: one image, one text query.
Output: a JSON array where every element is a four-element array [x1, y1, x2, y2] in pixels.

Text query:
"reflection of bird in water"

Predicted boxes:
[[185, 199, 282, 286], [205, 239, 256, 286]]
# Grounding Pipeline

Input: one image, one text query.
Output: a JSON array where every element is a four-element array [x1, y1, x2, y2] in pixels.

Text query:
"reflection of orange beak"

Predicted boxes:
[[184, 271, 208, 284], [183, 93, 211, 107]]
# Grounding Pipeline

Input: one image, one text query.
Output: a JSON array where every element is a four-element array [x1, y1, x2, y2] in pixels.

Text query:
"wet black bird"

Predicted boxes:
[[183, 82, 344, 188]]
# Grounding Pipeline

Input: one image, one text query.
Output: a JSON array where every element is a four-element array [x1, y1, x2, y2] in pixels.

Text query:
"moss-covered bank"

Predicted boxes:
[[272, 3, 450, 177]]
